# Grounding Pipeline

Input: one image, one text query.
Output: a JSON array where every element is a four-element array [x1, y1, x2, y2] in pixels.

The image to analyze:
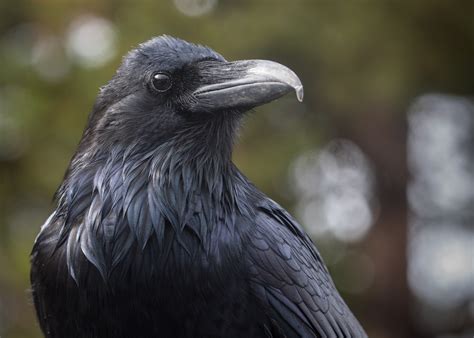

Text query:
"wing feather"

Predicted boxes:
[[246, 200, 367, 338]]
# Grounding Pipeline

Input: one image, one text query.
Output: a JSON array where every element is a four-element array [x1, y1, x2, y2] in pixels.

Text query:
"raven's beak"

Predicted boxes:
[[190, 59, 303, 113]]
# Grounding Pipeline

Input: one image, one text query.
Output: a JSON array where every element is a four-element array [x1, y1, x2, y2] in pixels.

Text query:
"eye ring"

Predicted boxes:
[[151, 72, 172, 92]]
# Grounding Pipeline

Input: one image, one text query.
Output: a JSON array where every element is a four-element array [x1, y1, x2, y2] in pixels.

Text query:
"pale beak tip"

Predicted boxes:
[[295, 85, 304, 102]]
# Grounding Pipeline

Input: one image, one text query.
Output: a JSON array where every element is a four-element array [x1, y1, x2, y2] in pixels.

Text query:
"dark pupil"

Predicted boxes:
[[152, 73, 171, 91]]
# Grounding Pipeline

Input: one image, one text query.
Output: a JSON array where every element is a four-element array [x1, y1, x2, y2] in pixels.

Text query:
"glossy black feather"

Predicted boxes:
[[31, 35, 366, 338], [247, 200, 366, 337]]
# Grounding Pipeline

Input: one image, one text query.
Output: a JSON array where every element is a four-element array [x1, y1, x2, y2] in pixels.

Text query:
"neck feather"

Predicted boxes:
[[54, 114, 258, 281]]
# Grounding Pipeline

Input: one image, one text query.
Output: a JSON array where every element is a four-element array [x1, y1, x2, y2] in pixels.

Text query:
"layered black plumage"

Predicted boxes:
[[31, 36, 367, 338]]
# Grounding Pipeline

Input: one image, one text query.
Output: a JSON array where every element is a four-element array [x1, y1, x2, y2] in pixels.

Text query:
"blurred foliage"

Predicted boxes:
[[0, 1, 473, 337]]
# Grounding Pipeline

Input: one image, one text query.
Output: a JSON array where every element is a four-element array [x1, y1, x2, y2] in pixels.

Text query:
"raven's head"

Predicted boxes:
[[54, 36, 303, 279], [80, 35, 303, 155]]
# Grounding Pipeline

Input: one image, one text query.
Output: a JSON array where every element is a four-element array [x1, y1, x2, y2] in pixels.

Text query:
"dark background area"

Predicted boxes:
[[0, 1, 473, 337]]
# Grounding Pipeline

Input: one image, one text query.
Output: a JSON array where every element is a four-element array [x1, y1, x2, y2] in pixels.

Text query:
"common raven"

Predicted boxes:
[[31, 36, 367, 338]]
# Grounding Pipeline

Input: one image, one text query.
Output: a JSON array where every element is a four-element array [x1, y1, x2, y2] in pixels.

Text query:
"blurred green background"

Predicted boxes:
[[0, 1, 473, 337]]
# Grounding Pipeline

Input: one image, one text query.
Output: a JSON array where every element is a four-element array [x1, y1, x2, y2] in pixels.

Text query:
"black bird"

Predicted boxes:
[[31, 36, 366, 338]]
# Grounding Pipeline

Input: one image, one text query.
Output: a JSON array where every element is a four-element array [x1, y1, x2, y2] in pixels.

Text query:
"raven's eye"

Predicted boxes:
[[151, 73, 172, 92]]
